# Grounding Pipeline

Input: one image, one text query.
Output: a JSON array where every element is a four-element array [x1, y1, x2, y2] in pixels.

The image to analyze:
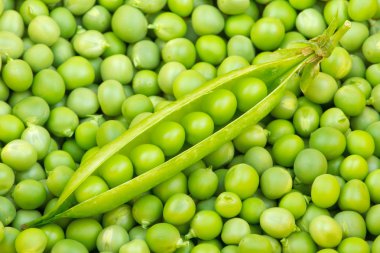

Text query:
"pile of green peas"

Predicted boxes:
[[1, 0, 380, 252]]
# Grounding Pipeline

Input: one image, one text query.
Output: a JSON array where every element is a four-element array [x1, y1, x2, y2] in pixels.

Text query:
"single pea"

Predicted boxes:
[[270, 90, 298, 119], [238, 234, 272, 253], [227, 35, 256, 63], [294, 148, 328, 184], [51, 239, 88, 253], [260, 166, 293, 200], [0, 114, 25, 143], [96, 120, 126, 147], [72, 30, 108, 59], [1, 139, 37, 172], [279, 191, 307, 220], [47, 106, 79, 138], [272, 134, 304, 167], [181, 111, 214, 145], [217, 55, 250, 76], [22, 43, 54, 72], [15, 228, 47, 253], [122, 94, 154, 121], [186, 210, 223, 240], [40, 223, 65, 252], [102, 204, 135, 231], [132, 194, 163, 228], [339, 179, 371, 214], [293, 105, 320, 137], [250, 17, 285, 51], [263, 0, 297, 31], [19, 0, 49, 25], [82, 5, 111, 32], [163, 193, 196, 225], [74, 175, 109, 203], [50, 6, 77, 39], [66, 218, 103, 251], [296, 8, 326, 38], [97, 80, 126, 117], [260, 207, 296, 239], [129, 144, 165, 175], [152, 172, 188, 202], [224, 163, 259, 200], [98, 154, 133, 188], [158, 61, 186, 95], [311, 174, 341, 208], [191, 5, 224, 35], [309, 127, 346, 160], [2, 59, 33, 92], [188, 168, 218, 200], [334, 210, 367, 239], [320, 107, 350, 133], [282, 231, 317, 253], [12, 96, 50, 126], [100, 54, 134, 85], [0, 163, 15, 196]]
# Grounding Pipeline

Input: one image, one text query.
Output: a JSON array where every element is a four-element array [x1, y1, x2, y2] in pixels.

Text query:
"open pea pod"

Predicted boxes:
[[27, 20, 351, 227]]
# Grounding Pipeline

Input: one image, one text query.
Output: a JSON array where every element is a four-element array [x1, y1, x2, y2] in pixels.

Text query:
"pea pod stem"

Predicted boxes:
[[26, 21, 351, 228]]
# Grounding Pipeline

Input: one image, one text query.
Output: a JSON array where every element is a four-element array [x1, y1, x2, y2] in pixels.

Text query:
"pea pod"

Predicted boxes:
[[27, 20, 351, 227]]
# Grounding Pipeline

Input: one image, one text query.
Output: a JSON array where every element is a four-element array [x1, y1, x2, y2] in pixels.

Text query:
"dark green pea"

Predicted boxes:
[[50, 7, 77, 39], [0, 10, 24, 37], [131, 40, 161, 70], [102, 204, 135, 231]]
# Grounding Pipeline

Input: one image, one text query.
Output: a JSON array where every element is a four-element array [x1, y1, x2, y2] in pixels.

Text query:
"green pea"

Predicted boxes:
[[296, 8, 326, 39], [74, 175, 109, 203], [119, 239, 150, 253], [320, 107, 350, 133], [173, 70, 206, 99], [47, 106, 79, 138], [238, 234, 272, 253], [102, 204, 135, 231], [243, 146, 273, 176], [66, 219, 102, 251], [0, 195, 16, 224], [272, 134, 304, 167], [346, 130, 375, 158], [52, 239, 88, 253], [191, 5, 224, 35], [188, 168, 218, 200], [122, 94, 154, 121], [224, 163, 259, 200], [46, 165, 74, 197], [111, 5, 147, 43], [51, 37, 75, 67], [73, 30, 108, 59], [15, 228, 47, 253], [50, 7, 77, 39], [339, 179, 371, 214], [0, 114, 25, 143], [334, 210, 367, 239], [100, 54, 134, 85], [151, 12, 187, 41], [2, 59, 33, 92], [239, 197, 267, 224], [270, 90, 298, 119], [15, 162, 46, 183], [0, 31, 24, 59], [28, 15, 60, 46], [162, 38, 197, 68], [82, 5, 111, 32], [19, 0, 49, 25], [263, 0, 297, 31], [131, 40, 161, 70], [309, 127, 347, 160], [0, 10, 24, 37], [294, 148, 327, 184], [187, 210, 223, 240], [132, 194, 163, 228], [98, 154, 133, 188], [152, 172, 188, 202], [12, 96, 50, 126], [168, 0, 193, 17], [224, 14, 254, 38], [40, 223, 65, 252], [309, 215, 342, 248], [1, 139, 37, 172], [0, 163, 15, 196], [96, 120, 126, 147], [44, 150, 76, 172], [21, 124, 51, 160], [102, 32, 127, 57], [98, 80, 126, 117]]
